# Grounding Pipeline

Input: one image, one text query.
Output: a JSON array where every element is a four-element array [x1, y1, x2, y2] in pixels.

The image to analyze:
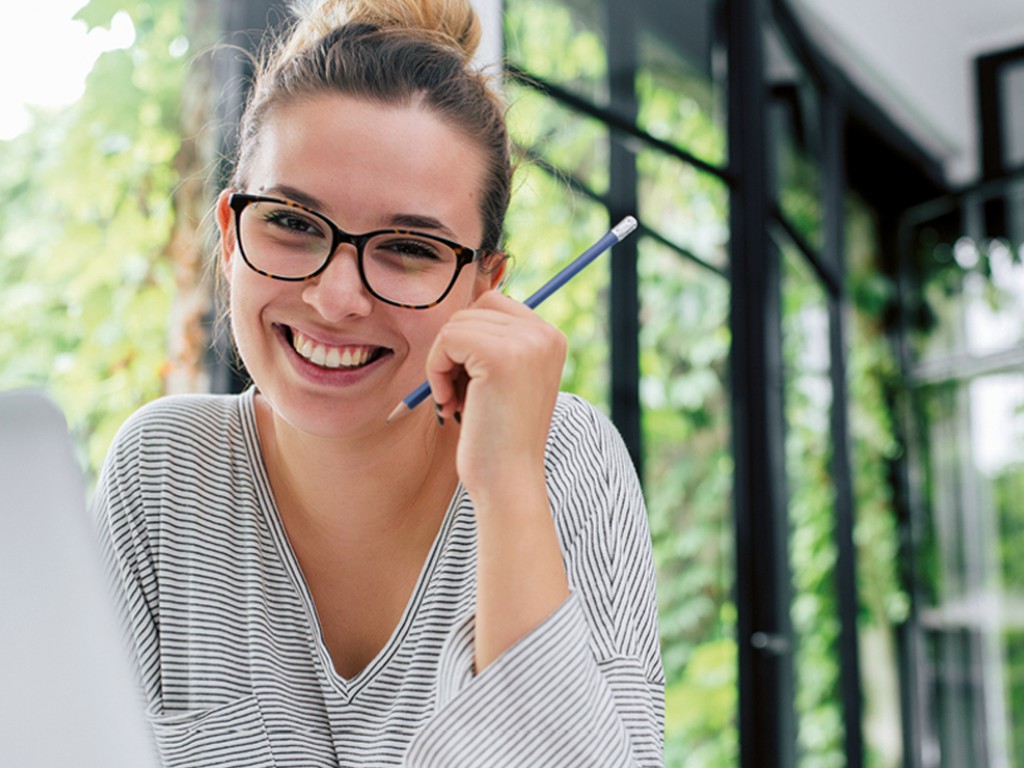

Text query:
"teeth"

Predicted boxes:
[[291, 330, 375, 370]]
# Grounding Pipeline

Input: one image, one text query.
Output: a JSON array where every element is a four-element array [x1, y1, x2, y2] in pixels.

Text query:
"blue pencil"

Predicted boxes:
[[385, 216, 638, 423]]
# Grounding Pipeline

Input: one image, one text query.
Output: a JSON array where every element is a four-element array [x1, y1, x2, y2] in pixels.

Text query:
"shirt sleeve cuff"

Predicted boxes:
[[406, 593, 636, 767]]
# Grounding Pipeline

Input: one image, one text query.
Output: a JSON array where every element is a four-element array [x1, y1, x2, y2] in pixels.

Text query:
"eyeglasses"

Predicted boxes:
[[228, 193, 493, 309]]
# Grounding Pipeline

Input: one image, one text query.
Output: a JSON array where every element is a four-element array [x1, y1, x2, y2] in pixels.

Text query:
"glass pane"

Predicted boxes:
[[1009, 179, 1024, 245], [922, 627, 989, 765], [505, 0, 608, 101], [844, 194, 907, 768], [974, 374, 1024, 768], [957, 237, 1024, 357], [912, 370, 1024, 767], [1001, 60, 1024, 168], [636, 3, 725, 167], [911, 221, 1024, 363], [908, 218, 1024, 743], [639, 238, 734, 765], [766, 27, 824, 254], [505, 0, 726, 172], [781, 244, 844, 766], [504, 162, 612, 408], [506, 81, 611, 197], [1005, 629, 1024, 768], [637, 149, 728, 270]]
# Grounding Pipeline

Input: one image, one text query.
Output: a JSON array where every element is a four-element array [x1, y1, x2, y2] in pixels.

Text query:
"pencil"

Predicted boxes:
[[385, 216, 639, 423]]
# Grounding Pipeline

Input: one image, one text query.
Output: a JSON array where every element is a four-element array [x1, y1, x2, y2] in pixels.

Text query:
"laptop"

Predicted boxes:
[[0, 389, 159, 767]]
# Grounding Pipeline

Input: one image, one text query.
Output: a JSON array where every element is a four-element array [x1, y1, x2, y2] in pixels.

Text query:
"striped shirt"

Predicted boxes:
[[93, 388, 665, 767]]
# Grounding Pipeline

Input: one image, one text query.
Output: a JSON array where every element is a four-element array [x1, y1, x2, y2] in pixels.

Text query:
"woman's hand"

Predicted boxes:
[[424, 289, 567, 499]]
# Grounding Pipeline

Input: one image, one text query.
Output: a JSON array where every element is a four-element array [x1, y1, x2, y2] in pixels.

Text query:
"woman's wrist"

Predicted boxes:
[[462, 458, 548, 519]]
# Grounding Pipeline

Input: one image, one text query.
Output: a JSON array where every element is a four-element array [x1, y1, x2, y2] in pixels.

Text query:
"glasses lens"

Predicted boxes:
[[362, 233, 460, 306], [238, 200, 332, 278]]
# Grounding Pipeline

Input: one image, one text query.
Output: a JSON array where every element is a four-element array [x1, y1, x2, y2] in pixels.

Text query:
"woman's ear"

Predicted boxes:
[[215, 190, 236, 277], [481, 251, 508, 290]]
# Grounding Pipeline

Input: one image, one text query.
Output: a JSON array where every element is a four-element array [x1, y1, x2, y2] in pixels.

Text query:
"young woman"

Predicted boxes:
[[93, 1, 664, 765]]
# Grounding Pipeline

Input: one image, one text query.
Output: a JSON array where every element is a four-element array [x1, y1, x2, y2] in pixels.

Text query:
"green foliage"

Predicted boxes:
[[779, 195, 909, 768], [74, 0, 131, 28], [776, 128, 824, 253], [664, 637, 738, 764], [1003, 628, 1024, 765], [996, 462, 1024, 587], [504, 0, 607, 93], [640, 242, 732, 684], [780, 248, 845, 767], [845, 199, 909, 630], [502, 4, 617, 407], [635, 53, 725, 168], [995, 466, 1024, 759], [0, 0, 187, 476]]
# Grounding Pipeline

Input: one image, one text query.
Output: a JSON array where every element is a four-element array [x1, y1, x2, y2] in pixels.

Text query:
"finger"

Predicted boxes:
[[424, 291, 565, 419], [423, 340, 461, 412]]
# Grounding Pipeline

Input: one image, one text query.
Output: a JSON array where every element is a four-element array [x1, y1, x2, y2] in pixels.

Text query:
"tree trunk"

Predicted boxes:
[[164, 0, 219, 395]]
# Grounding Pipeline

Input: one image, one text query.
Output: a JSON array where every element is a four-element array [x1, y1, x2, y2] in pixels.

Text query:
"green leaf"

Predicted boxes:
[[73, 0, 126, 30]]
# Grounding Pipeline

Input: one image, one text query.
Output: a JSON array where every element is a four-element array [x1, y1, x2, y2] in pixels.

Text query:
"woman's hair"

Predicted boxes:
[[231, 0, 512, 251]]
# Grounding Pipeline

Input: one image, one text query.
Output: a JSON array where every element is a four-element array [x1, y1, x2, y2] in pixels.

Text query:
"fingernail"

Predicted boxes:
[[453, 410, 462, 425], [434, 402, 445, 427]]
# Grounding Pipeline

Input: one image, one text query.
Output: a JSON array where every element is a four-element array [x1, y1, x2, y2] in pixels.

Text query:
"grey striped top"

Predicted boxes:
[[93, 388, 665, 767]]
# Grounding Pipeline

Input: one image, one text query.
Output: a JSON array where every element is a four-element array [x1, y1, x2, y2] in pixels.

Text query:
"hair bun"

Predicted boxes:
[[291, 0, 481, 62]]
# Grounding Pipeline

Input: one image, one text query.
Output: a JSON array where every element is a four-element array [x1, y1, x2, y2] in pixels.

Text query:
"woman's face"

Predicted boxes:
[[217, 94, 497, 439]]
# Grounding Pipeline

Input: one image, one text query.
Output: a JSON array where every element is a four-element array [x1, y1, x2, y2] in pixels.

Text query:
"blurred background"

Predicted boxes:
[[1, 0, 1022, 766]]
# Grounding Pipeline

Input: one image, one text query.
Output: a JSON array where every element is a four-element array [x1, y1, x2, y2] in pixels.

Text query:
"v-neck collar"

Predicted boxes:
[[236, 387, 466, 701]]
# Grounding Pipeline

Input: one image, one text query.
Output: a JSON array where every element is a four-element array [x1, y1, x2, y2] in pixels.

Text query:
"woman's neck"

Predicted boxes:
[[253, 394, 460, 542]]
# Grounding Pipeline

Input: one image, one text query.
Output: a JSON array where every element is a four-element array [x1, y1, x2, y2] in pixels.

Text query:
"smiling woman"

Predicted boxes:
[[90, 0, 665, 766]]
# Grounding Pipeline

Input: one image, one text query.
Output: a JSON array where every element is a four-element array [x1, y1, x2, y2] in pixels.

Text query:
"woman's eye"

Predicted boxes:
[[265, 211, 325, 237], [378, 238, 443, 260]]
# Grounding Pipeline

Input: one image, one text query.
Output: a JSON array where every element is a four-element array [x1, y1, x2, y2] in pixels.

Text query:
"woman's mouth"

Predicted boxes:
[[288, 328, 386, 370]]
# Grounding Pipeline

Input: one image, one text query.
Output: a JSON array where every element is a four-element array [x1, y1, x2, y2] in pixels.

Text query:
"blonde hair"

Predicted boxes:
[[283, 0, 481, 63], [231, 0, 511, 251]]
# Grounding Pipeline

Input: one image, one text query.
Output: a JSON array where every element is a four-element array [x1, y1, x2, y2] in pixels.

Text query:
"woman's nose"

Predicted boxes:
[[301, 244, 375, 321]]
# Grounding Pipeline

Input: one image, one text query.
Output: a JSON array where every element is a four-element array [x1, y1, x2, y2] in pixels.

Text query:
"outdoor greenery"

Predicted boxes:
[[995, 471, 1024, 763], [0, 0, 196, 475], [845, 198, 911, 767]]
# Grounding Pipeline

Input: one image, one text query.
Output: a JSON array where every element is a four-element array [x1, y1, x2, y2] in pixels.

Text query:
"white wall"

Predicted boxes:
[[791, 0, 1024, 184], [471, 0, 504, 73]]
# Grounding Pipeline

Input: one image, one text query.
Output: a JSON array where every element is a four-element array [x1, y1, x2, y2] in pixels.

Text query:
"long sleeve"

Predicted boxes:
[[91, 411, 164, 712], [406, 394, 665, 767]]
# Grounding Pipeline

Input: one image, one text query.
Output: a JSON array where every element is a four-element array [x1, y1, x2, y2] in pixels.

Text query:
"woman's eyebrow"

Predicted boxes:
[[385, 213, 458, 239], [259, 184, 325, 212]]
